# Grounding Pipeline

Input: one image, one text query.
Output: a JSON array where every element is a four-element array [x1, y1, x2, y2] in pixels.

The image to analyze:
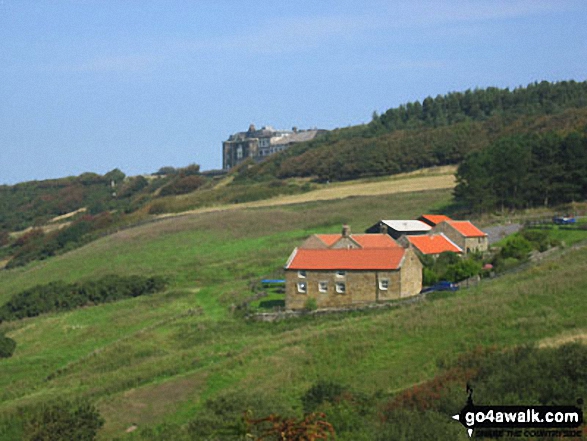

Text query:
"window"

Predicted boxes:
[[336, 270, 346, 278], [318, 281, 328, 293], [237, 146, 243, 159], [379, 279, 389, 290], [298, 270, 307, 278], [297, 282, 307, 294], [336, 282, 346, 294]]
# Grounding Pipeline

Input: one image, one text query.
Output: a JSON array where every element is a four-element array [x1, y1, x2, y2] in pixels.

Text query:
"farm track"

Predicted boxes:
[[156, 167, 457, 220]]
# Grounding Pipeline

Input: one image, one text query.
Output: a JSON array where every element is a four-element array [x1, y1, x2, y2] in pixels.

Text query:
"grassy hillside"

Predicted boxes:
[[236, 81, 587, 182], [0, 179, 586, 439], [4, 81, 587, 272]]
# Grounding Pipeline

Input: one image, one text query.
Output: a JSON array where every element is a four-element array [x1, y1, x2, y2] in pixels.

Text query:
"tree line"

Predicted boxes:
[[454, 130, 587, 212], [373, 80, 587, 133], [236, 80, 587, 183]]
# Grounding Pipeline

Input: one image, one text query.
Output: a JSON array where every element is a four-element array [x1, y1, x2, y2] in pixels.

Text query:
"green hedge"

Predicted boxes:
[[0, 275, 167, 323]]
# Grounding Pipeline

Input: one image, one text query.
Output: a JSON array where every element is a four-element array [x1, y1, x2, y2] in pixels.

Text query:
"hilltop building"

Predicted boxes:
[[222, 124, 325, 170], [284, 226, 422, 310]]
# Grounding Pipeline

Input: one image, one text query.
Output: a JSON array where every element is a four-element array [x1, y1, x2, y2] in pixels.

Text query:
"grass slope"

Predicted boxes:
[[0, 184, 585, 439]]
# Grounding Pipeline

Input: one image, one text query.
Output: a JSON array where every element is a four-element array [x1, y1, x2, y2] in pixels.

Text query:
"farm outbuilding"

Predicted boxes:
[[365, 220, 431, 240]]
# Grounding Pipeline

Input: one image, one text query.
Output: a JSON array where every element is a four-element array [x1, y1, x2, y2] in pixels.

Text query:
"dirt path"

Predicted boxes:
[[156, 167, 457, 220]]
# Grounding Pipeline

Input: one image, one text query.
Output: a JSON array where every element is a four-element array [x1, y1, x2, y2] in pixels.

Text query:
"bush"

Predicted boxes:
[[493, 256, 521, 272], [443, 259, 482, 282], [0, 334, 16, 358], [6, 214, 116, 269], [147, 200, 169, 215], [301, 380, 347, 413], [159, 175, 206, 196], [422, 267, 439, 286], [0, 230, 9, 247], [23, 399, 104, 441], [186, 390, 291, 440], [0, 275, 167, 323], [472, 343, 587, 405], [500, 235, 533, 260], [520, 229, 557, 252], [304, 297, 318, 311]]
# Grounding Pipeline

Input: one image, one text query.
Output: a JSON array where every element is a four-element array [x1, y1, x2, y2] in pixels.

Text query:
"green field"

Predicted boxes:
[[1, 186, 586, 439]]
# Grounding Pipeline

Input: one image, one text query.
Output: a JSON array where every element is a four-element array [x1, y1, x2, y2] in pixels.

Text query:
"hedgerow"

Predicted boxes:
[[0, 275, 167, 323]]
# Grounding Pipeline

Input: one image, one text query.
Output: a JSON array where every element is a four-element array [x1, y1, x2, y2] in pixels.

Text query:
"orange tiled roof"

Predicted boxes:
[[314, 234, 399, 248], [446, 221, 487, 237], [352, 234, 400, 248], [420, 214, 452, 226], [315, 234, 341, 247], [286, 248, 405, 270], [407, 234, 462, 255]]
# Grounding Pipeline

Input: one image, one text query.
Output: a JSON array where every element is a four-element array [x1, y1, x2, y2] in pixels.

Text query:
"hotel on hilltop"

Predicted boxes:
[[222, 124, 325, 170]]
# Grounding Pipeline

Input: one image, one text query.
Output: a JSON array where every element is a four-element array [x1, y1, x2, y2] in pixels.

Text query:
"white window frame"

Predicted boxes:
[[335, 270, 346, 278], [297, 282, 307, 294], [335, 282, 346, 294], [298, 270, 307, 278], [379, 278, 389, 291], [318, 281, 328, 293]]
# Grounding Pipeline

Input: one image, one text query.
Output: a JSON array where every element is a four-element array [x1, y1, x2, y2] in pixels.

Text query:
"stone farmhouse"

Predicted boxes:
[[222, 124, 325, 170], [284, 226, 422, 310]]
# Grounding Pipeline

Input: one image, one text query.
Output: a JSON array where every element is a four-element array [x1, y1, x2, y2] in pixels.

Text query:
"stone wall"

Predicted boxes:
[[399, 247, 423, 297], [463, 236, 489, 253]]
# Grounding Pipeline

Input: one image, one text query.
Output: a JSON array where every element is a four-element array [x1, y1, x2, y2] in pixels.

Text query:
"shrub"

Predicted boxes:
[[443, 258, 482, 282], [0, 275, 167, 323], [520, 229, 556, 252], [159, 175, 206, 196], [500, 235, 533, 260], [493, 256, 521, 272], [186, 390, 291, 440], [0, 230, 9, 247], [23, 399, 104, 441], [0, 334, 16, 358], [147, 200, 169, 215], [303, 297, 318, 311], [422, 267, 439, 286], [301, 380, 347, 413]]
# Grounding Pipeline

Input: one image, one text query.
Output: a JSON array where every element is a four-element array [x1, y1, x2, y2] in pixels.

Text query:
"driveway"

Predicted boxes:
[[482, 223, 523, 244]]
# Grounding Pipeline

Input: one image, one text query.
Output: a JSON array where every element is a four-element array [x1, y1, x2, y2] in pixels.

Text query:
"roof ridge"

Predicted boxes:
[[438, 233, 463, 252]]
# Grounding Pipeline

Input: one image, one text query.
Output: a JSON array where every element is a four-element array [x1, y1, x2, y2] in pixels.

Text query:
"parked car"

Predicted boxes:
[[421, 281, 459, 294], [552, 216, 576, 225]]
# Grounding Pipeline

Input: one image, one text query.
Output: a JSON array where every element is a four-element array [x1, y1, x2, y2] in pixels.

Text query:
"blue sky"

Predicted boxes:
[[1, 0, 586, 184]]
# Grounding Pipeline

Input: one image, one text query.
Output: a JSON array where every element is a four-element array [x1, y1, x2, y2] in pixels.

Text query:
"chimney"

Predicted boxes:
[[379, 223, 388, 235], [342, 224, 351, 238]]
